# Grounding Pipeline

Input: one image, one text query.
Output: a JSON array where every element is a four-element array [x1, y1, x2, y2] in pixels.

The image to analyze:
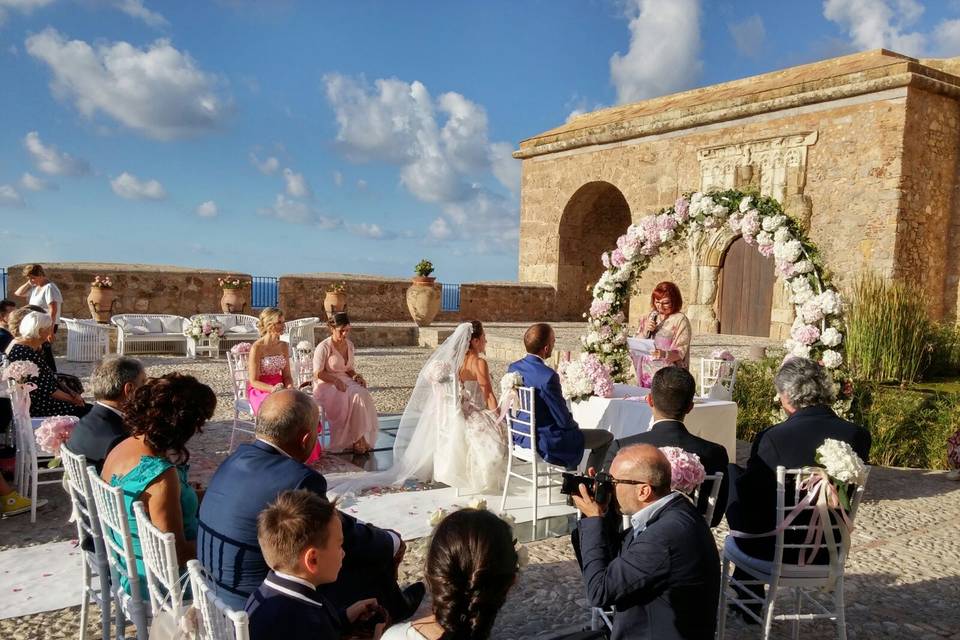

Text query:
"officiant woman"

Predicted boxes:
[[634, 281, 692, 387]]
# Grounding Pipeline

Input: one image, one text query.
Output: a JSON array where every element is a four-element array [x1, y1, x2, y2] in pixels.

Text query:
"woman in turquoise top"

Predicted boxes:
[[101, 373, 216, 597]]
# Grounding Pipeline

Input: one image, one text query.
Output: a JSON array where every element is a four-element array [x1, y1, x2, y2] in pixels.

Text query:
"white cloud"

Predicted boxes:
[[822, 0, 926, 56], [20, 172, 54, 191], [933, 19, 960, 55], [283, 168, 312, 198], [348, 222, 390, 239], [26, 28, 229, 140], [110, 172, 167, 200], [323, 73, 519, 244], [428, 216, 452, 240], [196, 200, 218, 217], [729, 15, 766, 58], [0, 0, 53, 25], [258, 193, 312, 223], [24, 131, 90, 176], [111, 0, 168, 28], [610, 0, 703, 104], [0, 185, 24, 207], [249, 152, 279, 175], [356, 178, 367, 190], [332, 170, 343, 186]]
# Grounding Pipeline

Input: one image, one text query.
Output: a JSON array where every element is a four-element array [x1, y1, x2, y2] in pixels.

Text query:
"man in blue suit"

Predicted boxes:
[[507, 323, 613, 471], [197, 390, 423, 620]]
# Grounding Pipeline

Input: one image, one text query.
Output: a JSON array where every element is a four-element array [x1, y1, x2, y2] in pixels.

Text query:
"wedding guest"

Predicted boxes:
[[381, 509, 519, 640], [4, 305, 46, 352], [13, 264, 62, 371], [67, 356, 146, 473], [245, 490, 384, 640], [604, 367, 729, 526], [101, 373, 215, 596], [247, 308, 295, 414], [633, 281, 692, 387], [572, 444, 720, 640], [507, 323, 613, 471], [197, 390, 423, 619], [1, 473, 43, 517], [313, 312, 378, 454], [0, 299, 16, 352], [6, 311, 90, 417]]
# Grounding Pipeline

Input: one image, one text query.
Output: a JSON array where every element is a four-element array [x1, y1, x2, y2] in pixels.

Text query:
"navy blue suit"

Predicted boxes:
[[507, 354, 585, 468], [576, 495, 720, 640], [245, 571, 346, 640], [197, 440, 403, 616], [67, 403, 127, 474]]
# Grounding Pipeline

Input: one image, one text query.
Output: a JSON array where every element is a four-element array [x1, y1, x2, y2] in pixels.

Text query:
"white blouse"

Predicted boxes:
[[379, 622, 429, 640]]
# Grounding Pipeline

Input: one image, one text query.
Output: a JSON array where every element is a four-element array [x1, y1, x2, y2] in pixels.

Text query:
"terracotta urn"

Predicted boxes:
[[87, 287, 117, 323], [406, 277, 440, 327], [324, 291, 348, 319], [220, 288, 248, 314]]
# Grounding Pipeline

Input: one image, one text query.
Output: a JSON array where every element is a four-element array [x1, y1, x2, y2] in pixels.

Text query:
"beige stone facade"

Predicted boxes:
[[515, 50, 960, 334]]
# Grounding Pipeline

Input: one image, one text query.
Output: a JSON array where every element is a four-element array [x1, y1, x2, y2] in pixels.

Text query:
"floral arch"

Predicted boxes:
[[581, 189, 846, 383]]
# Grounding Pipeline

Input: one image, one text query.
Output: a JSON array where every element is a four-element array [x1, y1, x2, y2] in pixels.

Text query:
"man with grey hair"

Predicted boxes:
[[725, 357, 871, 620], [198, 390, 424, 624], [572, 444, 720, 639], [66, 356, 146, 473]]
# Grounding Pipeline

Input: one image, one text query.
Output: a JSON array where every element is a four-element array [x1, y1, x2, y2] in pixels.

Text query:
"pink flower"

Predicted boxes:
[[590, 300, 612, 317], [758, 243, 775, 257], [601, 252, 611, 269], [790, 324, 821, 346], [659, 446, 706, 494], [610, 249, 626, 268], [35, 416, 79, 456], [3, 360, 40, 383], [231, 342, 252, 355], [674, 197, 689, 221], [740, 210, 760, 238], [710, 349, 734, 361]]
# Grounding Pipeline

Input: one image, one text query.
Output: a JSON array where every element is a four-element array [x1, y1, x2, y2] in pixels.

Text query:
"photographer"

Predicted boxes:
[[571, 445, 719, 640]]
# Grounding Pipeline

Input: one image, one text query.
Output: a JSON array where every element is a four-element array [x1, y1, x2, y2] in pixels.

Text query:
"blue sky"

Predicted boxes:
[[2, 0, 959, 282]]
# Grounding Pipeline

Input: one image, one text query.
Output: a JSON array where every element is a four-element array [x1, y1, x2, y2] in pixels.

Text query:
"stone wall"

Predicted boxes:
[[453, 282, 556, 322]]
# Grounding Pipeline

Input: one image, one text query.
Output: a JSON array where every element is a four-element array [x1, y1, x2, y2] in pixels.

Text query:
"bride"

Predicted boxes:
[[330, 321, 507, 495]]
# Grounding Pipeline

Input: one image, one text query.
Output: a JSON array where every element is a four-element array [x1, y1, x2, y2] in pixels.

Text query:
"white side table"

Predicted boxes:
[[192, 336, 220, 358]]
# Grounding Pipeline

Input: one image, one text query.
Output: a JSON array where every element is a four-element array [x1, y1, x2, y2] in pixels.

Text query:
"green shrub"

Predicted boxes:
[[732, 356, 782, 443], [925, 324, 960, 379], [845, 274, 931, 384]]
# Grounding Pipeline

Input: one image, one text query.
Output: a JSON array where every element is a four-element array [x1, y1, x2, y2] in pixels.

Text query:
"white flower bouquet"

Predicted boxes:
[[184, 316, 224, 340], [815, 438, 866, 509], [558, 353, 613, 402], [500, 371, 523, 396]]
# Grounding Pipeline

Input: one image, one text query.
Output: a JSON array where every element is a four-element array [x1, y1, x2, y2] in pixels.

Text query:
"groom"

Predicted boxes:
[[507, 323, 613, 471]]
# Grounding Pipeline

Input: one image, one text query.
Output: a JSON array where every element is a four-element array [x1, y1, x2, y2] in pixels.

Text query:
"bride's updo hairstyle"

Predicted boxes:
[[427, 508, 518, 640], [327, 312, 350, 329], [256, 307, 283, 336], [469, 320, 483, 344]]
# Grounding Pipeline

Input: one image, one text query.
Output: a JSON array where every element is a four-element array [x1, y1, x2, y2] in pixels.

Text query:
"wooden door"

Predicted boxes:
[[718, 237, 775, 337]]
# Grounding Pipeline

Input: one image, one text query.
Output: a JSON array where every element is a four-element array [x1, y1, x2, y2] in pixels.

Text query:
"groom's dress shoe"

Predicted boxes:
[[398, 581, 426, 620]]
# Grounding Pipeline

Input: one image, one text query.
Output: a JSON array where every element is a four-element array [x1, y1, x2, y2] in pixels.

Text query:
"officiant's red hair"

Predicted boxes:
[[651, 281, 683, 311]]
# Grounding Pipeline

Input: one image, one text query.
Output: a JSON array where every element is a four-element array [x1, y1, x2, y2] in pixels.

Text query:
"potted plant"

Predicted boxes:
[[324, 281, 347, 320], [218, 276, 250, 314], [406, 259, 441, 327], [87, 275, 116, 323]]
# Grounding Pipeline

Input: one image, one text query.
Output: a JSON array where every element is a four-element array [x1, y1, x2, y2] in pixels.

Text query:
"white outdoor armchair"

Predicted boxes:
[[62, 318, 111, 362]]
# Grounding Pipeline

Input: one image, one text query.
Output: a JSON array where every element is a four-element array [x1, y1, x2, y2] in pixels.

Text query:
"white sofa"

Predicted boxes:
[[112, 314, 190, 356]]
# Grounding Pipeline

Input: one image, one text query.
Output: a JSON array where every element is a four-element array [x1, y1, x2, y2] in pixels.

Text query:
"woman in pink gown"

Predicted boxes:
[[312, 312, 379, 454]]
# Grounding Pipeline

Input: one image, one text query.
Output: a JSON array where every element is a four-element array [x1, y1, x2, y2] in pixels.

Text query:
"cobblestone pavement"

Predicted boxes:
[[2, 346, 958, 639]]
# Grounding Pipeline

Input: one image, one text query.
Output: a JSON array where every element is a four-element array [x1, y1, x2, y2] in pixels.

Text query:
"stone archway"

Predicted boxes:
[[557, 181, 632, 319]]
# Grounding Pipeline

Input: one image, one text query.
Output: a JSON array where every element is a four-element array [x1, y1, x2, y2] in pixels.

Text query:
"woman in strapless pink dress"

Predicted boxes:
[[312, 312, 379, 454]]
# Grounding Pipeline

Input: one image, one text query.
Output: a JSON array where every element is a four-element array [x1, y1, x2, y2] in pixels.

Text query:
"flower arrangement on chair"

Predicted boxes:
[[230, 342, 252, 355], [90, 275, 113, 289], [35, 415, 79, 468], [659, 446, 706, 494], [814, 438, 867, 510], [3, 360, 40, 389], [558, 353, 614, 403]]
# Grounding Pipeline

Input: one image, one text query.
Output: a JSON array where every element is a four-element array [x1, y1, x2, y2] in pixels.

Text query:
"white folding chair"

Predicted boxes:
[[283, 317, 319, 353], [87, 467, 151, 640], [63, 318, 112, 362], [9, 382, 63, 523], [225, 351, 256, 451], [61, 446, 113, 640], [498, 386, 566, 530], [694, 471, 724, 526], [288, 348, 315, 389], [717, 465, 870, 640], [187, 560, 250, 640], [699, 357, 740, 400], [133, 501, 187, 623]]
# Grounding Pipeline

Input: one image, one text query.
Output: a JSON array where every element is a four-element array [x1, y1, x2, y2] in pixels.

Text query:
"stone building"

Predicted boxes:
[[515, 49, 960, 337]]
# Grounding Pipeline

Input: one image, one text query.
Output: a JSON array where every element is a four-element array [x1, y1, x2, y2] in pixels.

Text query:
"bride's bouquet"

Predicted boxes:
[[558, 353, 614, 402], [815, 438, 866, 509]]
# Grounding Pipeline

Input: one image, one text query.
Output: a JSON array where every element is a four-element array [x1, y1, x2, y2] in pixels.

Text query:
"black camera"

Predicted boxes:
[[560, 472, 614, 505]]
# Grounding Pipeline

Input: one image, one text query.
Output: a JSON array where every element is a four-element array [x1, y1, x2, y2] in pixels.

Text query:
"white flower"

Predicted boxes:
[[711, 202, 729, 217], [817, 290, 844, 316], [821, 327, 843, 347], [659, 228, 675, 243], [821, 349, 843, 369], [761, 214, 786, 232], [791, 342, 811, 358], [816, 438, 865, 483], [701, 216, 718, 229], [739, 196, 753, 213], [800, 299, 825, 323], [499, 512, 517, 527], [774, 239, 803, 263], [516, 544, 530, 568], [585, 331, 600, 346], [467, 498, 488, 511], [296, 340, 312, 351], [793, 259, 814, 274], [500, 372, 523, 395], [727, 213, 742, 233], [773, 226, 792, 244], [428, 508, 447, 527], [602, 291, 615, 303], [756, 230, 773, 247]]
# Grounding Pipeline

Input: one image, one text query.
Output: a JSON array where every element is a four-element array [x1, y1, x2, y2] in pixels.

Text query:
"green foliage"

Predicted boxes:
[[845, 273, 932, 384], [925, 323, 960, 379], [848, 383, 959, 469], [732, 356, 783, 443], [414, 259, 434, 277]]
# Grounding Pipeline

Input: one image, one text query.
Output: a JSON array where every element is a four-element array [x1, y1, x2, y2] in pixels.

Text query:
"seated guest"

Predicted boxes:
[[381, 508, 520, 640], [633, 281, 692, 387], [6, 311, 90, 417], [101, 373, 216, 596], [13, 264, 62, 371], [604, 367, 729, 526], [0, 299, 16, 352], [727, 357, 872, 563], [247, 307, 295, 415], [572, 444, 720, 640], [246, 490, 384, 640], [312, 312, 378, 454], [4, 305, 46, 351], [67, 356, 146, 473], [198, 390, 423, 619], [1, 473, 42, 516], [507, 323, 613, 470]]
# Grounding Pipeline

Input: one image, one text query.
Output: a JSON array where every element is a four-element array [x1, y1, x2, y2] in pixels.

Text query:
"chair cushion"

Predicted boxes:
[[161, 317, 185, 334], [131, 326, 150, 335], [723, 536, 832, 579], [143, 318, 163, 333], [228, 325, 251, 334]]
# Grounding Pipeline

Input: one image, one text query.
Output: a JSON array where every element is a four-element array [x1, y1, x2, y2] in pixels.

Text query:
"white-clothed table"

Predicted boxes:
[[570, 383, 738, 460]]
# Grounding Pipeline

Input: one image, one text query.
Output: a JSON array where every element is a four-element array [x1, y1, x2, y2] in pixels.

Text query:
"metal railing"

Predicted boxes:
[[251, 276, 279, 308], [441, 283, 461, 312], [1, 268, 6, 299]]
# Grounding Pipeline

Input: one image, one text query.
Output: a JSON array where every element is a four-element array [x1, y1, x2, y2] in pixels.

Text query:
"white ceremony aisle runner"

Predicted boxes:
[[0, 540, 83, 619]]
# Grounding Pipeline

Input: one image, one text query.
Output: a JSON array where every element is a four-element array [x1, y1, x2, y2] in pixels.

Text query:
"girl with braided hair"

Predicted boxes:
[[380, 509, 519, 639]]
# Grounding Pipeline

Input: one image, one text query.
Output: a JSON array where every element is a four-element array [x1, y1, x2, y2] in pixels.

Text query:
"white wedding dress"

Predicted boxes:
[[329, 322, 507, 496]]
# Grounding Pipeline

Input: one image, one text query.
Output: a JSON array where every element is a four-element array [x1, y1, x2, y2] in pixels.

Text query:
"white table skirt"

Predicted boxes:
[[570, 383, 738, 460]]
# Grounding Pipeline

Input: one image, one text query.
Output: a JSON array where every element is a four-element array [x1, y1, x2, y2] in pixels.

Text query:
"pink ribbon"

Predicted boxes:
[[497, 389, 518, 425]]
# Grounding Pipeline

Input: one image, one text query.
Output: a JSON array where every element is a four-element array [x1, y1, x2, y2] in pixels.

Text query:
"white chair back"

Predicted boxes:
[[87, 467, 151, 639], [187, 560, 250, 640], [9, 381, 62, 522], [284, 317, 319, 352], [132, 501, 185, 619], [225, 351, 251, 403], [699, 357, 739, 399], [63, 318, 111, 362], [288, 348, 314, 388], [693, 471, 724, 526], [505, 386, 536, 462]]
